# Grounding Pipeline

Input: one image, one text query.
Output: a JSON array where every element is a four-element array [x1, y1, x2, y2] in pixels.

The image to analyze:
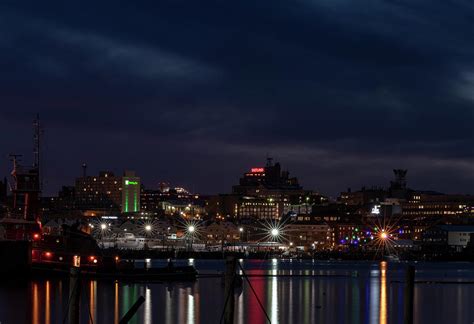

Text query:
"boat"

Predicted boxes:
[[30, 225, 197, 281], [100, 232, 146, 249], [384, 254, 400, 262]]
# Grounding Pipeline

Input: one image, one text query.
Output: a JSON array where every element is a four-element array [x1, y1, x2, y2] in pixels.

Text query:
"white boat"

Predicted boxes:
[[385, 254, 400, 262], [100, 233, 146, 249]]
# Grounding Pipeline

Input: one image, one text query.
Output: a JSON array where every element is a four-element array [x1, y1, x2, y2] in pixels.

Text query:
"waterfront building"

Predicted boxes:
[[422, 225, 474, 251], [202, 221, 241, 244], [285, 218, 333, 249]]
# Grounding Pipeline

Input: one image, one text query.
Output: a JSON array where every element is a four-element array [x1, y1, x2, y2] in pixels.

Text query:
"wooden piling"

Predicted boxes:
[[404, 265, 415, 324], [224, 256, 236, 324], [68, 267, 81, 324]]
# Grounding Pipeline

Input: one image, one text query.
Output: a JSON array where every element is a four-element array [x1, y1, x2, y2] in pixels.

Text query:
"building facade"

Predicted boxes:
[[122, 171, 140, 213]]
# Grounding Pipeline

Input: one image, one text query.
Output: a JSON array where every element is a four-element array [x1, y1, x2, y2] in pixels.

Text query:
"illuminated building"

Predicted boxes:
[[202, 221, 241, 244], [339, 187, 386, 206], [402, 193, 474, 220], [285, 219, 333, 249], [422, 225, 474, 252], [140, 189, 162, 211], [232, 157, 302, 196], [75, 170, 141, 213], [238, 196, 280, 220], [75, 171, 122, 210], [122, 171, 140, 213], [208, 158, 320, 220], [160, 201, 205, 218], [339, 170, 409, 206], [140, 186, 204, 217]]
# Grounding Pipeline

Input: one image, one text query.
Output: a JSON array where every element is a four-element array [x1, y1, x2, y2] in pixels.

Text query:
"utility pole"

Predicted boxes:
[[68, 267, 81, 324], [224, 257, 236, 324]]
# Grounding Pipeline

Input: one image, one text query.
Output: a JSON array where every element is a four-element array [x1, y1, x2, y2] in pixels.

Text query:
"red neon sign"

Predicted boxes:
[[251, 168, 264, 173]]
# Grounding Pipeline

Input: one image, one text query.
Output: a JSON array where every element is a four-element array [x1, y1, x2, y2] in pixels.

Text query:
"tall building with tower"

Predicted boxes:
[[232, 157, 302, 196], [208, 158, 318, 220], [122, 171, 140, 213]]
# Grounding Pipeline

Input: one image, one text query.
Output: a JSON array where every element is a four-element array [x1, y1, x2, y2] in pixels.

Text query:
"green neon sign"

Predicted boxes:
[[125, 180, 138, 185]]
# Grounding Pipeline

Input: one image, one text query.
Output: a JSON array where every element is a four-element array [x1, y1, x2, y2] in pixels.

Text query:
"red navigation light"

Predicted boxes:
[[33, 233, 40, 240], [44, 251, 52, 258], [251, 168, 264, 173]]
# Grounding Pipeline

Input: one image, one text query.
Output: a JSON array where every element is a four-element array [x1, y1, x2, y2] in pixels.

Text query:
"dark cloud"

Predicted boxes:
[[0, 0, 473, 196]]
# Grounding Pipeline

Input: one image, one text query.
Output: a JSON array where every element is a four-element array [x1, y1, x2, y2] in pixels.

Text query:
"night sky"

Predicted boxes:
[[1, 1, 473, 197]]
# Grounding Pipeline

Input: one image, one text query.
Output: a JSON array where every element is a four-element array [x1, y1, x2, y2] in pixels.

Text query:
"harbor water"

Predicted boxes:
[[1, 259, 474, 323]]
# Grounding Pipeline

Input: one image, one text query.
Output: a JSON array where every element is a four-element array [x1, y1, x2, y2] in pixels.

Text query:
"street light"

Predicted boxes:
[[239, 227, 244, 232], [187, 225, 196, 252], [271, 228, 279, 237], [145, 225, 152, 232], [100, 223, 107, 230]]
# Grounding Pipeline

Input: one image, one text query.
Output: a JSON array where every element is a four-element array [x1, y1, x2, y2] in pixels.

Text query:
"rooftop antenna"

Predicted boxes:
[[82, 163, 87, 178], [33, 114, 43, 190], [33, 115, 41, 168]]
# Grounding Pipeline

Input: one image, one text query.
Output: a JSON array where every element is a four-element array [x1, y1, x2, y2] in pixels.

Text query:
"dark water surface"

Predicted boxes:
[[1, 259, 474, 323]]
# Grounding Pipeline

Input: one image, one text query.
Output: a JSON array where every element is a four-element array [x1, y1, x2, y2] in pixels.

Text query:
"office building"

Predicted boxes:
[[122, 171, 141, 213]]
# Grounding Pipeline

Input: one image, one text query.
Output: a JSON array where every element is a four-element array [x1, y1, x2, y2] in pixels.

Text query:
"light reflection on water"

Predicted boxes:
[[379, 261, 387, 324], [2, 260, 474, 323], [45, 280, 50, 324]]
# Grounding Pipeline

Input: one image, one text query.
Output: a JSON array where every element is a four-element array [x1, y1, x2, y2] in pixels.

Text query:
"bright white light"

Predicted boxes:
[[371, 205, 381, 215], [239, 227, 244, 232], [100, 223, 107, 230], [145, 225, 152, 232], [271, 228, 279, 236], [380, 232, 388, 239], [188, 225, 195, 233]]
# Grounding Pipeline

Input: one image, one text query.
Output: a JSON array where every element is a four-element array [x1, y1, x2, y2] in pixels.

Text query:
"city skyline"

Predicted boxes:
[[1, 120, 473, 198], [1, 1, 473, 196]]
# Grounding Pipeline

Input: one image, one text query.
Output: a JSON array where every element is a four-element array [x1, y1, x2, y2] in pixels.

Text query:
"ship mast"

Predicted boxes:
[[33, 114, 42, 190]]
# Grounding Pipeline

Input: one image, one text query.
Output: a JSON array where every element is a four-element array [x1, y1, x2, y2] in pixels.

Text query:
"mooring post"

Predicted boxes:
[[68, 267, 81, 324], [224, 256, 236, 324], [404, 265, 415, 324]]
